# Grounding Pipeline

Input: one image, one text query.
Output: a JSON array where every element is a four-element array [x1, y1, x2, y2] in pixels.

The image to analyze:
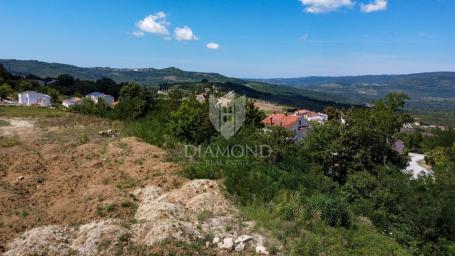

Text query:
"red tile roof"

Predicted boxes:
[[262, 114, 302, 129]]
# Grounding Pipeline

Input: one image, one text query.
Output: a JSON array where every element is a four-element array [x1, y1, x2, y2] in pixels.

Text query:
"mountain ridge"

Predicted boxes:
[[0, 59, 233, 85]]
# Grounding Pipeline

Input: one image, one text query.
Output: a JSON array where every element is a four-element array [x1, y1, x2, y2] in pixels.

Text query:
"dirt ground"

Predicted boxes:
[[0, 115, 183, 252], [0, 113, 274, 255]]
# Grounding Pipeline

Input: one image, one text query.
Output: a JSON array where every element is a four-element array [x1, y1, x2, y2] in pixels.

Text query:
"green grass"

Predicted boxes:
[[0, 105, 66, 118], [116, 177, 138, 190], [412, 110, 455, 127]]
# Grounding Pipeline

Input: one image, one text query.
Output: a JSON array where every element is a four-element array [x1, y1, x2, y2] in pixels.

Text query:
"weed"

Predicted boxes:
[[79, 131, 89, 144], [36, 176, 45, 184], [101, 177, 110, 185], [133, 157, 145, 166], [106, 203, 117, 212], [197, 210, 214, 222], [224, 223, 233, 232], [0, 136, 21, 148], [96, 205, 106, 217], [17, 211, 29, 218], [121, 201, 137, 209], [121, 218, 138, 229], [97, 239, 111, 251], [118, 232, 131, 243], [116, 177, 138, 190]]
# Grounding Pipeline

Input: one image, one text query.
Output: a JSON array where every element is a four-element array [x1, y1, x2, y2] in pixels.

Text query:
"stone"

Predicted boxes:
[[98, 129, 115, 137], [256, 245, 269, 255], [212, 237, 220, 244], [235, 234, 252, 244], [218, 237, 234, 250], [235, 242, 245, 252], [16, 176, 24, 182]]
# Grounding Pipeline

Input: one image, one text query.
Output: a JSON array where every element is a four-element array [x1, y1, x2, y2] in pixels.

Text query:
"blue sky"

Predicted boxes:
[[0, 0, 454, 78]]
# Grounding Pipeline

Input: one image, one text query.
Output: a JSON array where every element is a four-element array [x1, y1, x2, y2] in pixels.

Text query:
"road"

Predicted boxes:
[[404, 153, 432, 179]]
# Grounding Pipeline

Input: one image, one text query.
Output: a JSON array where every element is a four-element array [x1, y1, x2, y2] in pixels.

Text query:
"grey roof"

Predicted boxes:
[[19, 91, 51, 98]]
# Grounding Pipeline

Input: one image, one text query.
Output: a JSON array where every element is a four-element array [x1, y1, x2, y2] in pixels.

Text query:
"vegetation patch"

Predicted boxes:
[[0, 106, 66, 118], [0, 119, 9, 127], [0, 135, 21, 147]]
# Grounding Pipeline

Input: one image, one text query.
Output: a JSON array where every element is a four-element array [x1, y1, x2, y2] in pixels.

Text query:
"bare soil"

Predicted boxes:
[[0, 115, 182, 252], [0, 113, 275, 255]]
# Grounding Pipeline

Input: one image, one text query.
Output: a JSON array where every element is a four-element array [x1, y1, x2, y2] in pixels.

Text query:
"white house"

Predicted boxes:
[[308, 113, 328, 123], [196, 94, 206, 103], [262, 113, 310, 141], [86, 92, 114, 106], [62, 97, 82, 108], [18, 91, 52, 107], [294, 109, 328, 124]]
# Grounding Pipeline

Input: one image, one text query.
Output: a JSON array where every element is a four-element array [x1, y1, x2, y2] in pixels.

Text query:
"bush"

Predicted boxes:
[[72, 97, 112, 117], [115, 82, 153, 120], [306, 194, 352, 228], [182, 164, 223, 180]]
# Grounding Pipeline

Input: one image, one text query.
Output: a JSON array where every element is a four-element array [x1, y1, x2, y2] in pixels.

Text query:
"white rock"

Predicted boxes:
[[16, 176, 24, 182], [212, 237, 220, 244], [256, 245, 269, 255], [235, 242, 245, 252], [218, 237, 234, 250], [235, 234, 252, 244]]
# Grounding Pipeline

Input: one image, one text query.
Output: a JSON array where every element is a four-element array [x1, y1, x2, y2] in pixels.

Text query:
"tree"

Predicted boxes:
[[18, 80, 33, 92], [170, 96, 215, 144], [244, 99, 266, 128], [115, 82, 153, 120], [37, 86, 60, 101], [57, 74, 75, 86], [324, 106, 340, 121], [168, 88, 184, 111], [0, 83, 13, 100], [0, 64, 11, 81], [302, 93, 409, 183]]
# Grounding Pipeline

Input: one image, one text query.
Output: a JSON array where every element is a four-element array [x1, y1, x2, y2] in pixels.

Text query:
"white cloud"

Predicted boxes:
[[131, 31, 144, 37], [206, 43, 220, 50], [136, 12, 169, 36], [360, 0, 387, 13], [174, 26, 199, 41], [299, 0, 354, 13]]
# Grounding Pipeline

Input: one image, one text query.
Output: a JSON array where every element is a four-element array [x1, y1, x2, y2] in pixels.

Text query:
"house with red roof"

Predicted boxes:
[[262, 113, 310, 141]]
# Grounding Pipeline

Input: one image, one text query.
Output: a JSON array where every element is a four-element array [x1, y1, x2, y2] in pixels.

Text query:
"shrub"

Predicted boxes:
[[115, 82, 153, 120], [306, 194, 352, 228], [182, 164, 223, 180]]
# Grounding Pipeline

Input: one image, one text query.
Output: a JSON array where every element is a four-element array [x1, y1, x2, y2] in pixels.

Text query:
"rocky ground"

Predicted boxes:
[[0, 114, 276, 255]]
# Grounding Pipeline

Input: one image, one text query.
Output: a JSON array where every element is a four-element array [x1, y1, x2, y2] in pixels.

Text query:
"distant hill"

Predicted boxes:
[[253, 72, 455, 111], [254, 72, 455, 98], [0, 59, 233, 85], [0, 59, 354, 112]]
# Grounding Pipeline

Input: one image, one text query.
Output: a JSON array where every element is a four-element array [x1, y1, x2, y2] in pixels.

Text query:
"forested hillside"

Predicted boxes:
[[0, 59, 232, 85]]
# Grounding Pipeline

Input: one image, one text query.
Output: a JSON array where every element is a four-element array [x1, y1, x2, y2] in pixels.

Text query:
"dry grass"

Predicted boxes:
[[0, 105, 66, 118], [255, 101, 290, 115]]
